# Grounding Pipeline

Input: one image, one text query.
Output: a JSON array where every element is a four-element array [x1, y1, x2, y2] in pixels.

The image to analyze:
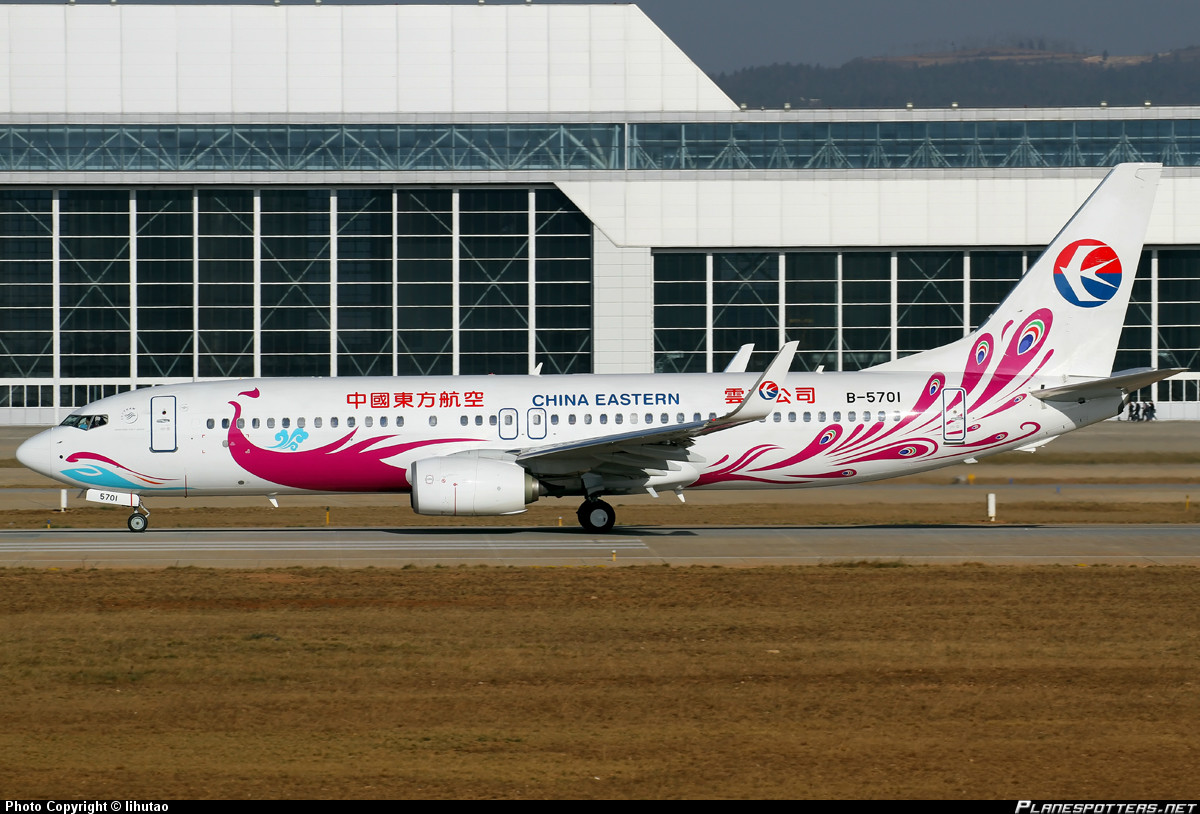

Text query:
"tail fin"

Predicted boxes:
[[875, 162, 1161, 379]]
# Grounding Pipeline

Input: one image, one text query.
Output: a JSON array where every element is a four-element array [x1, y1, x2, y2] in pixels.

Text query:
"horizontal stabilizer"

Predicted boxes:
[[1032, 368, 1186, 402]]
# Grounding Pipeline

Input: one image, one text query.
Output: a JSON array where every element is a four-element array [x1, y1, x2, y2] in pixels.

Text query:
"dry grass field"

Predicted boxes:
[[2, 565, 1199, 799]]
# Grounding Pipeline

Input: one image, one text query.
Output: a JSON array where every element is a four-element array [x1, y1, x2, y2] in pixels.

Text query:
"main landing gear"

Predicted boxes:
[[576, 498, 616, 534]]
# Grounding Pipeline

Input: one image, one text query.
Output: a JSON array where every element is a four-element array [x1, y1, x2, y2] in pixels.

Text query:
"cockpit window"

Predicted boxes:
[[60, 414, 108, 431]]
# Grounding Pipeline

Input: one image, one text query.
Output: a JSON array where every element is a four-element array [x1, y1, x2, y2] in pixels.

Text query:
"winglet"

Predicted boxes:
[[723, 344, 755, 373], [717, 341, 797, 425]]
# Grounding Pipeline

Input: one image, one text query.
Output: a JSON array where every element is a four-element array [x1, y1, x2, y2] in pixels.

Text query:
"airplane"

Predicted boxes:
[[16, 162, 1184, 534]]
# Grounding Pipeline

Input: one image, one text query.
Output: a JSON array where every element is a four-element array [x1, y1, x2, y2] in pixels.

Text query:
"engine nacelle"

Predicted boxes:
[[409, 456, 541, 516]]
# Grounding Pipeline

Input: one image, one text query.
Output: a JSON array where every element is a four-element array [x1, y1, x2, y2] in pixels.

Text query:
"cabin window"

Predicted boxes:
[[282, 418, 290, 429], [676, 413, 684, 423], [803, 412, 812, 423], [297, 417, 305, 429], [206, 418, 215, 430], [614, 414, 623, 425], [474, 415, 483, 426], [252, 418, 260, 429], [429, 416, 437, 427], [503, 413, 513, 426], [222, 418, 230, 429], [550, 414, 559, 426], [818, 411, 826, 422], [788, 412, 796, 422], [236, 418, 245, 429], [893, 412, 902, 422], [708, 412, 717, 420], [397, 416, 404, 427], [773, 412, 781, 423], [584, 414, 592, 425], [347, 417, 356, 428], [600, 414, 608, 425], [531, 412, 542, 426], [489, 415, 497, 426], [832, 411, 842, 422], [848, 411, 856, 422], [568, 414, 577, 425], [627, 413, 635, 425], [365, 416, 373, 428], [330, 417, 339, 428], [460, 416, 468, 426], [314, 417, 323, 429]]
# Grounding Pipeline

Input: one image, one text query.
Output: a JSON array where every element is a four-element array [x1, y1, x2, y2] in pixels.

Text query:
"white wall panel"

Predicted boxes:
[[10, 5, 66, 113], [731, 182, 784, 247], [589, 6, 629, 112], [178, 6, 233, 113], [341, 7, 399, 113], [878, 180, 931, 245], [287, 8, 343, 114], [0, 4, 735, 114], [231, 8, 288, 114], [591, 229, 654, 374], [396, 10, 453, 112], [621, 9, 663, 111], [451, 6, 507, 113], [121, 7, 179, 114], [505, 6, 550, 112], [829, 179, 881, 246], [547, 10, 589, 112], [0, 8, 9, 112], [695, 180, 736, 247], [563, 176, 1200, 251], [64, 8, 120, 113]]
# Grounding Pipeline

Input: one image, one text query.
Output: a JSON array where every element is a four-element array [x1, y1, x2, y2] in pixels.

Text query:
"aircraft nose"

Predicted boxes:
[[15, 431, 51, 475]]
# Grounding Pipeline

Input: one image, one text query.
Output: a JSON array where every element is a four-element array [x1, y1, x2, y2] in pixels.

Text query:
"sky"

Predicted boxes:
[[18, 0, 1200, 74]]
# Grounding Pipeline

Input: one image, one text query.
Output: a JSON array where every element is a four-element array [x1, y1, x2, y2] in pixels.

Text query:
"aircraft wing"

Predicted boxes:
[[513, 342, 797, 483], [1031, 367, 1187, 402]]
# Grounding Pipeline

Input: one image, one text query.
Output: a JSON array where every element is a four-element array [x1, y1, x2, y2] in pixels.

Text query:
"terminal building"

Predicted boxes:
[[1, 2, 1197, 424]]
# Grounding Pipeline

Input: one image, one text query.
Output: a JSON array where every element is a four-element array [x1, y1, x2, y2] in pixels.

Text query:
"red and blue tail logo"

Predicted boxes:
[[1053, 239, 1122, 308]]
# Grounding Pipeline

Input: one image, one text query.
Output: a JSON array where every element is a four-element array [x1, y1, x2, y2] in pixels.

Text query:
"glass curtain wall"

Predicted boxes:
[[654, 248, 1196, 400], [0, 186, 593, 410]]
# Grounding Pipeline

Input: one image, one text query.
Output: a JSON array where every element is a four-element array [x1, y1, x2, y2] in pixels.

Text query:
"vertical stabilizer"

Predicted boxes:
[[875, 163, 1161, 378]]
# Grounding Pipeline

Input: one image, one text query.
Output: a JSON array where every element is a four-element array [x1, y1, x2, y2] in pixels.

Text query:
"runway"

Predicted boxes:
[[1, 524, 1197, 567]]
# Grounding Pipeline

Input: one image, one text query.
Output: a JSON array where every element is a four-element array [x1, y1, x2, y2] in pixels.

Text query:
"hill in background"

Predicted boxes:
[[714, 46, 1200, 109]]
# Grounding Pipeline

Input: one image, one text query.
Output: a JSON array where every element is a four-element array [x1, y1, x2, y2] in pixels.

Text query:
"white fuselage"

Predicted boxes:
[[16, 369, 1116, 501]]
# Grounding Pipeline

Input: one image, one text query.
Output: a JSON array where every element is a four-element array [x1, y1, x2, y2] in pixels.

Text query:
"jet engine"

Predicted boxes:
[[410, 456, 542, 516]]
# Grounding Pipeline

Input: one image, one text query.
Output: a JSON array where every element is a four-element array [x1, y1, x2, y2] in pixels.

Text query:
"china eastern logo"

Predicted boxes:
[[758, 381, 780, 400], [1053, 239, 1122, 307]]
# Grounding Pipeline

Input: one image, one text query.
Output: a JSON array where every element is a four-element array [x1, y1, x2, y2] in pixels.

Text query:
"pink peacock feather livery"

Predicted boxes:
[[696, 311, 1056, 486]]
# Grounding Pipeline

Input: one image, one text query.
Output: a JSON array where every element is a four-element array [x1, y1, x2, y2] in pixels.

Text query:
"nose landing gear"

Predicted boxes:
[[127, 506, 149, 533]]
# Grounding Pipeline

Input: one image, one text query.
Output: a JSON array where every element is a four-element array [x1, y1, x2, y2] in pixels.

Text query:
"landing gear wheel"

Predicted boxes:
[[127, 512, 148, 533], [577, 499, 616, 534]]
